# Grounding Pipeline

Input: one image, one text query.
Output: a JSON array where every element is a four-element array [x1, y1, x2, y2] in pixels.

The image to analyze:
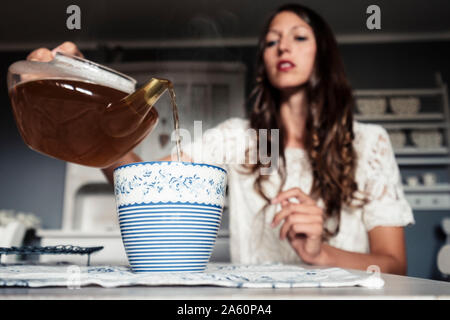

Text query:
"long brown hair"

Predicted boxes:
[[246, 3, 362, 239]]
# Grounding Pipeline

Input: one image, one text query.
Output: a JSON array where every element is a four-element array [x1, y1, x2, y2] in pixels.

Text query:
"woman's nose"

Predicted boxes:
[[278, 36, 291, 53]]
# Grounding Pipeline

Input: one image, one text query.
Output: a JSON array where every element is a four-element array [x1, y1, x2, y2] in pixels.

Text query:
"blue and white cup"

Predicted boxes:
[[113, 161, 227, 272]]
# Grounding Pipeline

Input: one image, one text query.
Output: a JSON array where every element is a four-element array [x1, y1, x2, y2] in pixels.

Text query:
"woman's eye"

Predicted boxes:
[[295, 36, 307, 41], [265, 40, 277, 47]]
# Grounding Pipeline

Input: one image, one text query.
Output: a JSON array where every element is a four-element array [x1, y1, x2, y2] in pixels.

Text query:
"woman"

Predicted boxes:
[[28, 4, 414, 274]]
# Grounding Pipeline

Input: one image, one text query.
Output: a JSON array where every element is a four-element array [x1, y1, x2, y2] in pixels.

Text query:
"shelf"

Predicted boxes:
[[355, 113, 444, 122], [354, 80, 450, 210], [394, 147, 449, 155], [405, 193, 450, 210], [396, 157, 450, 166], [384, 123, 447, 130], [354, 88, 443, 97], [408, 205, 450, 211], [403, 184, 450, 193]]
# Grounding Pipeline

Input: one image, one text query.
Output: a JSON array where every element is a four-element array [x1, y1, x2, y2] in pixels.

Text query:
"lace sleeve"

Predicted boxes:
[[181, 117, 250, 166], [359, 125, 415, 231]]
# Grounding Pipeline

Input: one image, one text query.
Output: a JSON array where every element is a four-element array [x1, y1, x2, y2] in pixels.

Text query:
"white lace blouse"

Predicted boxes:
[[181, 118, 415, 264]]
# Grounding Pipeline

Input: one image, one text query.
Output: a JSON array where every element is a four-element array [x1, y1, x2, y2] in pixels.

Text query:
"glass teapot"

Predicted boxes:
[[7, 52, 172, 168]]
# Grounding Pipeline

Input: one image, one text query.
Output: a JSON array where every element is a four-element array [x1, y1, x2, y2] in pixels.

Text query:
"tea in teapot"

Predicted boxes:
[[7, 53, 181, 167]]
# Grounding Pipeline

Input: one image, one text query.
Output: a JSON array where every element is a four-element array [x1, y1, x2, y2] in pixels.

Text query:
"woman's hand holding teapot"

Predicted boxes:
[[27, 41, 84, 62]]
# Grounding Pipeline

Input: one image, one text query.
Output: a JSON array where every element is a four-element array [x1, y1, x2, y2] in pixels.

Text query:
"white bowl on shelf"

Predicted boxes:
[[406, 176, 420, 187], [422, 173, 437, 186], [411, 129, 443, 148], [389, 97, 421, 115], [356, 98, 387, 116], [388, 130, 406, 149]]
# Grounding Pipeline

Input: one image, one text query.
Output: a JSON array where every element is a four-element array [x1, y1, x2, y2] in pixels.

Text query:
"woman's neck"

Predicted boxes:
[[280, 88, 307, 149]]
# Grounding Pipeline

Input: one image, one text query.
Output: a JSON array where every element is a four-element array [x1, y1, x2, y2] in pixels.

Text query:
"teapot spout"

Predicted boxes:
[[101, 78, 170, 138], [127, 78, 171, 107]]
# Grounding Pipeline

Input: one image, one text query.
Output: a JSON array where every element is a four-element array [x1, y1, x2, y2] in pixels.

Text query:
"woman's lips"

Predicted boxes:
[[277, 60, 296, 71]]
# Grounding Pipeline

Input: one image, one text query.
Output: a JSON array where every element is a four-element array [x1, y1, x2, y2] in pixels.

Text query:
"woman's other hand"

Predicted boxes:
[[271, 187, 325, 264]]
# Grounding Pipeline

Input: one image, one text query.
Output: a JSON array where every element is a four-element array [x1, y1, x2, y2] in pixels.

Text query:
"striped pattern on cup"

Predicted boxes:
[[118, 202, 223, 272]]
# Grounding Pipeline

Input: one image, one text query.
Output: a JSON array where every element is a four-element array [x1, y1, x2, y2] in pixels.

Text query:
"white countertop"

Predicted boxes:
[[1, 266, 449, 300]]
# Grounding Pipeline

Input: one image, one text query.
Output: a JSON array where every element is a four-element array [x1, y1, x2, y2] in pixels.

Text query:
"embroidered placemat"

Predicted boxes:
[[0, 263, 384, 289]]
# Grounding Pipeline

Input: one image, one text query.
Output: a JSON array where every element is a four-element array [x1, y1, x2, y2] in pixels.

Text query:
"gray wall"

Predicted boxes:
[[1, 40, 449, 279]]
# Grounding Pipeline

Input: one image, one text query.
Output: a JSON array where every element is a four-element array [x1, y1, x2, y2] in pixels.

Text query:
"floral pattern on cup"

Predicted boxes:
[[113, 161, 227, 207]]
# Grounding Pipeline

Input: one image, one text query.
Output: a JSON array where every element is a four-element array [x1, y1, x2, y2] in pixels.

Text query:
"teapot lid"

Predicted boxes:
[[9, 52, 136, 93]]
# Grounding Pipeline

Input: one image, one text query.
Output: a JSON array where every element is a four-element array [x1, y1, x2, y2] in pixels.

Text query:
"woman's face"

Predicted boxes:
[[263, 11, 317, 90]]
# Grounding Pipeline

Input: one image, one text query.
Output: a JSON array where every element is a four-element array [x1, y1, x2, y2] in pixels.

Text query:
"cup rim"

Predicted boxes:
[[114, 161, 227, 174]]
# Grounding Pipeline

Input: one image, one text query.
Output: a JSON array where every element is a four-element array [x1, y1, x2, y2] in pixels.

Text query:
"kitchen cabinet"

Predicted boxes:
[[354, 73, 450, 211]]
